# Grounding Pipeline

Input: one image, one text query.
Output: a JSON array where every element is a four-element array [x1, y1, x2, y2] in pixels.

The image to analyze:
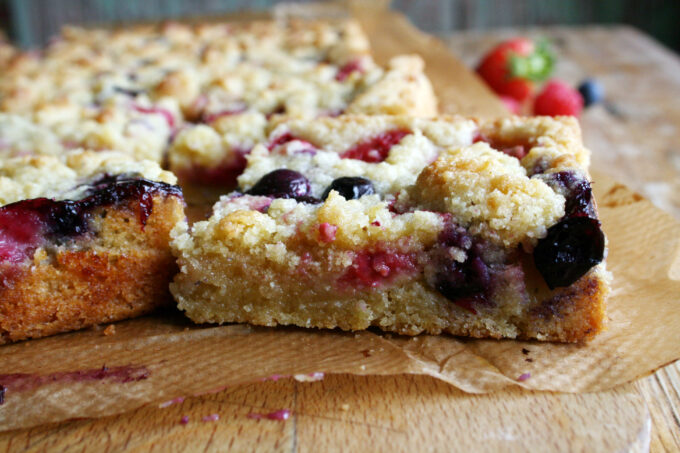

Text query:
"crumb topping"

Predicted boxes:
[[407, 142, 565, 247], [0, 150, 176, 206]]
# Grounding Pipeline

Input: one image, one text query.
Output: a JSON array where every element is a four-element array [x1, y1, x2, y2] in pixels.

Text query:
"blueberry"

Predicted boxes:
[[322, 176, 375, 200], [578, 79, 604, 107], [246, 169, 313, 201], [436, 256, 490, 301], [544, 171, 595, 218], [533, 217, 605, 289]]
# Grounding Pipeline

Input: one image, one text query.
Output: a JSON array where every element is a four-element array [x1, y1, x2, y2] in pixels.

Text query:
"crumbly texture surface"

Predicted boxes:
[[171, 115, 610, 342], [0, 151, 184, 343], [167, 54, 436, 178], [0, 19, 436, 167], [0, 150, 176, 205], [405, 142, 564, 248], [239, 115, 478, 196]]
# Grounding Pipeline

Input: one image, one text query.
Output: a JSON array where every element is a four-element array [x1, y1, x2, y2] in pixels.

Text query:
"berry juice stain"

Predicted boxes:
[[0, 365, 150, 403]]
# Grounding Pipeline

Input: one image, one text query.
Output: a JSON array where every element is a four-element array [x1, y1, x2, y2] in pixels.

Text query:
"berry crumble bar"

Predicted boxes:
[[0, 151, 185, 343], [170, 115, 609, 342]]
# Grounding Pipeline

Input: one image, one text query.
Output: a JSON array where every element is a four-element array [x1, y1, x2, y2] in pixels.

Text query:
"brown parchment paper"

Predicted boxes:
[[1, 3, 680, 432]]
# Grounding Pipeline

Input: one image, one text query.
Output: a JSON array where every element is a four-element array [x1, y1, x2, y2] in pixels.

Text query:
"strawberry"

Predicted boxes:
[[533, 80, 584, 117], [476, 38, 554, 102]]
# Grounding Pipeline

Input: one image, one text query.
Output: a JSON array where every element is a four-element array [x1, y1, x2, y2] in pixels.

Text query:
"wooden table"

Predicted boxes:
[[2, 24, 679, 453], [445, 25, 680, 451]]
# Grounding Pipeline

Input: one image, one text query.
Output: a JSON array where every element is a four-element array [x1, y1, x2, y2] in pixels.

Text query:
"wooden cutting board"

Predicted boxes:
[[0, 5, 652, 452], [0, 375, 649, 452]]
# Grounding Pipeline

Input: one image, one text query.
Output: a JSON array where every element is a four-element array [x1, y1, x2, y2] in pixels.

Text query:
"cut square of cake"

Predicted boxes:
[[0, 151, 185, 343], [170, 115, 609, 342]]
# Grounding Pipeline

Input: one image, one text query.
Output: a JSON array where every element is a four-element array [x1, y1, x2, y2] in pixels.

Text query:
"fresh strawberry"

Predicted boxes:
[[476, 38, 554, 102], [533, 80, 584, 117]]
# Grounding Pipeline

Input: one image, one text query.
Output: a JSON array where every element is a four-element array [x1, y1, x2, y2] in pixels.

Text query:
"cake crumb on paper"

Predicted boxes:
[[103, 325, 116, 336]]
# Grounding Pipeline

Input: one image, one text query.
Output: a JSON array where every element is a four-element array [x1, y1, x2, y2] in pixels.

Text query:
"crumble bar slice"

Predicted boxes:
[[171, 115, 608, 342], [0, 150, 185, 343]]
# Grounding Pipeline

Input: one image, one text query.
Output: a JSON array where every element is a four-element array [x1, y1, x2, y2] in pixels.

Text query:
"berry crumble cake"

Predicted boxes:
[[0, 19, 435, 171], [170, 115, 609, 342], [0, 151, 185, 343]]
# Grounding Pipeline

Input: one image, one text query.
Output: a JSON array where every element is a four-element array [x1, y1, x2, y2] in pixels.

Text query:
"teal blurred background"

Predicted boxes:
[[0, 0, 678, 51]]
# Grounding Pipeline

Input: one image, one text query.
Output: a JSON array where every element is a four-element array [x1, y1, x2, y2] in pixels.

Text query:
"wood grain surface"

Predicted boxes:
[[0, 375, 651, 452], [1, 13, 679, 453]]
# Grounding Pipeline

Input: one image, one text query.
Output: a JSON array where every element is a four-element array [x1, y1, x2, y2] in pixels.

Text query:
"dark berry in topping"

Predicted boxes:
[[577, 78, 604, 107], [0, 176, 181, 263], [435, 256, 490, 307], [246, 169, 314, 201], [432, 224, 493, 313], [322, 176, 375, 200], [543, 171, 595, 218], [340, 129, 410, 163], [533, 217, 605, 289]]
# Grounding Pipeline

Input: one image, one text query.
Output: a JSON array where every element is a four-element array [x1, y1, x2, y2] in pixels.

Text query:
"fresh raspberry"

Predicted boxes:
[[533, 80, 584, 117]]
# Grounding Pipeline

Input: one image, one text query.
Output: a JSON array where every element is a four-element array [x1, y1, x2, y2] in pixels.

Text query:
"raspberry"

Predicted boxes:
[[500, 96, 521, 115], [533, 80, 583, 117]]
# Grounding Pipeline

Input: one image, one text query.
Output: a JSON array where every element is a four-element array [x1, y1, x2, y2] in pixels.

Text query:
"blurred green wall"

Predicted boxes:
[[1, 0, 679, 52]]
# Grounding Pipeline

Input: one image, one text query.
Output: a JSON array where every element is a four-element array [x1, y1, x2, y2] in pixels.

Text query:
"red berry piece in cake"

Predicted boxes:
[[339, 250, 418, 289], [335, 59, 364, 82], [340, 129, 410, 163]]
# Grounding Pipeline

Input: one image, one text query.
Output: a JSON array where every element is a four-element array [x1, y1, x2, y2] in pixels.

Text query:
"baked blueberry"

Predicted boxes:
[[322, 176, 375, 200], [533, 216, 605, 289], [543, 171, 595, 218], [246, 169, 313, 201]]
